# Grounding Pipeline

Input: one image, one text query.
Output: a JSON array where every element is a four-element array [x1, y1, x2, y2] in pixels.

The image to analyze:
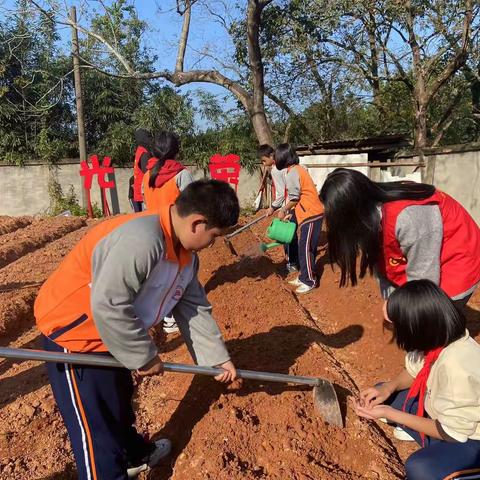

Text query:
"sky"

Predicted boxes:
[[0, 0, 241, 127]]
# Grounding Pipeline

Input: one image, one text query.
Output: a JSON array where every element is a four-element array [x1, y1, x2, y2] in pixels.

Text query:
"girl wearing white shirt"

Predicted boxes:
[[354, 280, 480, 479]]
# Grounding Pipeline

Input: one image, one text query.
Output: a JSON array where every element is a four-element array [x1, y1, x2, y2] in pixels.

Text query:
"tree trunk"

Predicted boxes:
[[250, 109, 273, 145], [247, 0, 273, 146], [414, 101, 428, 148]]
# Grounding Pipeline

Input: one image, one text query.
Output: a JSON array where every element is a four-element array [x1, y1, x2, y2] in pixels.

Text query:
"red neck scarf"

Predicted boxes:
[[402, 346, 444, 445]]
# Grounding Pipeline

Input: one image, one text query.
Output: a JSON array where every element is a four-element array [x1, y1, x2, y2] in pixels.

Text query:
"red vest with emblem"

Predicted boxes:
[[132, 146, 148, 202], [378, 190, 480, 298]]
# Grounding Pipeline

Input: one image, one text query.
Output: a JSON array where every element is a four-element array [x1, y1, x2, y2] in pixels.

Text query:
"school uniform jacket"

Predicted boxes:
[[143, 161, 193, 211], [34, 205, 230, 370], [377, 190, 480, 299], [132, 146, 149, 203], [286, 165, 324, 225], [406, 330, 480, 442]]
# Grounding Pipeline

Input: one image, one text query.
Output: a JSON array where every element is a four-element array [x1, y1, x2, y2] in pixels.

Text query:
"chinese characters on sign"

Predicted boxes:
[[208, 153, 241, 192], [79, 155, 115, 217]]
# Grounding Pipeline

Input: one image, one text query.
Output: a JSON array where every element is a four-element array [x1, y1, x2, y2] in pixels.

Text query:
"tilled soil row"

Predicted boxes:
[[131, 231, 404, 480], [0, 217, 85, 270], [0, 217, 34, 236], [0, 223, 91, 341]]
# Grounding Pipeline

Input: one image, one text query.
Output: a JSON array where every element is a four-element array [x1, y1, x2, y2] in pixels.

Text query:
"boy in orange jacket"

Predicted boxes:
[[34, 180, 239, 479]]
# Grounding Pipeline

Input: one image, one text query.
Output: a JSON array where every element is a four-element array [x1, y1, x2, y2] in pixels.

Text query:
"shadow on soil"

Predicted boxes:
[[204, 255, 281, 293], [147, 323, 362, 479], [0, 334, 47, 409]]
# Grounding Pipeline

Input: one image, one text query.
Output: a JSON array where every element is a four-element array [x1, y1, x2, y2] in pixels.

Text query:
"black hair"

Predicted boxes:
[[387, 280, 466, 352], [274, 143, 300, 170], [149, 131, 180, 188], [319, 168, 436, 287], [175, 179, 240, 229], [257, 144, 274, 158], [134, 128, 152, 149]]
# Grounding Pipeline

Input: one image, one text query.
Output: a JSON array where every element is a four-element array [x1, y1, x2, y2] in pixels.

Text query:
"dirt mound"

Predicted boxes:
[[0, 216, 33, 236], [0, 221, 90, 341], [0, 217, 85, 270]]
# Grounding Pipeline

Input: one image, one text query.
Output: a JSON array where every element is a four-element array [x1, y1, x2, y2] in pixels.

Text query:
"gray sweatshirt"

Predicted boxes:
[[90, 214, 230, 370]]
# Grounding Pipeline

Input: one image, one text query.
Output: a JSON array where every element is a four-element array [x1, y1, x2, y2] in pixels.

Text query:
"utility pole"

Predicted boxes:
[[70, 6, 88, 207]]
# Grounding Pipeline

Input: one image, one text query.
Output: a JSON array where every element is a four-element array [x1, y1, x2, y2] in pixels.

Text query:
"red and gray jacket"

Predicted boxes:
[[143, 159, 193, 211], [377, 190, 480, 299]]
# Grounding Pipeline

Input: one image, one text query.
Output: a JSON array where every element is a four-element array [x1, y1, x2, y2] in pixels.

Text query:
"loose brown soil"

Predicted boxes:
[[0, 213, 479, 479], [0, 216, 33, 236], [0, 217, 85, 270]]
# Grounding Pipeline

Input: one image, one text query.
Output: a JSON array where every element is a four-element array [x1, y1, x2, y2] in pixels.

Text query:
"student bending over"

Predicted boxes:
[[354, 280, 480, 480]]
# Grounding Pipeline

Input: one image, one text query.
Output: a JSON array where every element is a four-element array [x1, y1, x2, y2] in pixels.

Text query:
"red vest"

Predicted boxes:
[[378, 191, 480, 297], [132, 146, 148, 202]]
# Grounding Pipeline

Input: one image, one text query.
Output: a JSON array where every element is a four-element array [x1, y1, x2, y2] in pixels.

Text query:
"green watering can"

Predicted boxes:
[[260, 218, 296, 252]]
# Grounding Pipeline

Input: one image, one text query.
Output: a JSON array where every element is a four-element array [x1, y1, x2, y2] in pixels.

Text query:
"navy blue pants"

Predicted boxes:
[[284, 212, 299, 267], [130, 200, 143, 213], [386, 388, 480, 480], [43, 335, 152, 479], [298, 215, 323, 287]]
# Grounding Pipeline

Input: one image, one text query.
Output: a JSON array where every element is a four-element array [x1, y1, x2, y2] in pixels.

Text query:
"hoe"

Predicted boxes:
[[0, 347, 343, 427]]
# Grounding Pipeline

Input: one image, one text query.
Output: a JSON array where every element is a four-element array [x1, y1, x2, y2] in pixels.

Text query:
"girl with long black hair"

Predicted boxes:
[[143, 131, 194, 212], [319, 168, 480, 308], [353, 280, 480, 479]]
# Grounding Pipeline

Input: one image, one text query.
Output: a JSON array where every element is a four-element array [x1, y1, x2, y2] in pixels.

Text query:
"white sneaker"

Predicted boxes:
[[288, 276, 302, 286], [127, 438, 172, 478], [295, 282, 315, 294], [163, 316, 179, 334], [393, 426, 415, 442]]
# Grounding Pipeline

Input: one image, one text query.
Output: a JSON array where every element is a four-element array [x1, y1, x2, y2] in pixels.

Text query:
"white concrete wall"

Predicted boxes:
[[431, 150, 480, 224], [299, 153, 369, 192], [0, 163, 262, 216], [2, 149, 479, 224], [299, 150, 480, 224]]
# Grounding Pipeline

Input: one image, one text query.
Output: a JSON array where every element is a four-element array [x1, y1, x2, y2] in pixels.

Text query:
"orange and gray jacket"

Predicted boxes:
[[34, 205, 230, 370], [143, 159, 194, 211], [286, 165, 324, 225]]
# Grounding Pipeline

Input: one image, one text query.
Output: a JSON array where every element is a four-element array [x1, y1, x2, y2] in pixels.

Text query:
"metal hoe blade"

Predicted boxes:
[[224, 237, 239, 256], [313, 381, 343, 427]]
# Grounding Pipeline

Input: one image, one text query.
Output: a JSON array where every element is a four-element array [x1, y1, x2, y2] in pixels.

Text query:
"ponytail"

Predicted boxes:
[[149, 131, 180, 188]]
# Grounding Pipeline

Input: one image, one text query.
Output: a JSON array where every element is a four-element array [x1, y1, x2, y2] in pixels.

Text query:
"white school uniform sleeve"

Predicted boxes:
[[176, 169, 194, 191], [431, 359, 480, 442]]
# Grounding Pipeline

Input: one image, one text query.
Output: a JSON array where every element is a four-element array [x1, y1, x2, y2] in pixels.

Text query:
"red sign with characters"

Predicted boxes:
[[208, 153, 241, 192], [80, 155, 115, 217]]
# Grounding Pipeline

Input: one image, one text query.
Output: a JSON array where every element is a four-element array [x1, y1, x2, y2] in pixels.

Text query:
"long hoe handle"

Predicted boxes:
[[0, 347, 343, 427], [0, 347, 318, 385], [225, 213, 269, 240]]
